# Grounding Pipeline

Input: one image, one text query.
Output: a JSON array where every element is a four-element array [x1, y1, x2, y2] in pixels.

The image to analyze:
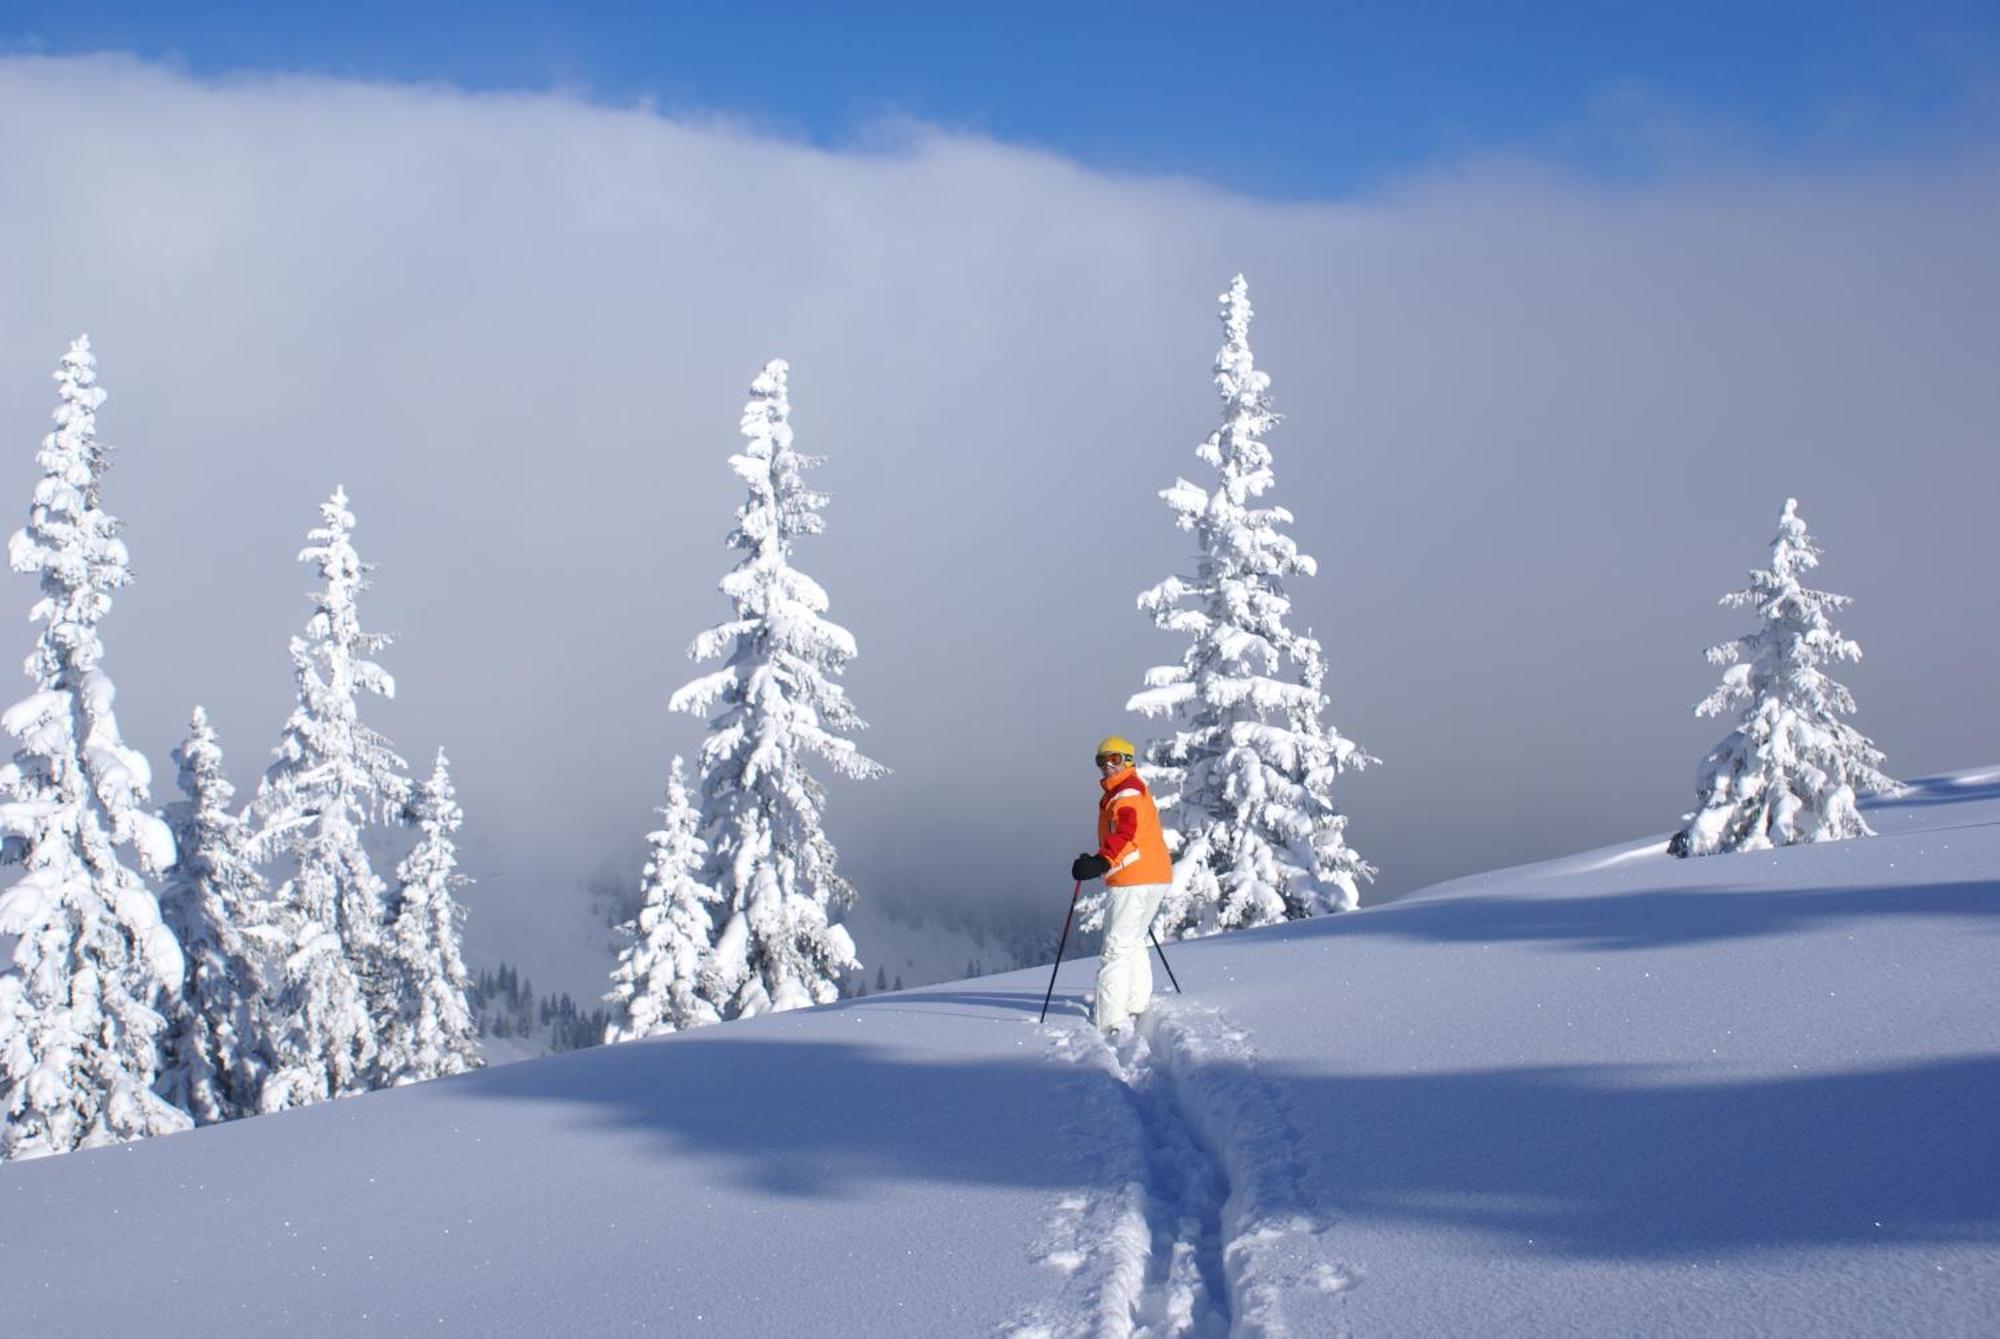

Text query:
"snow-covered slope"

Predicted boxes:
[[4, 772, 1997, 1336]]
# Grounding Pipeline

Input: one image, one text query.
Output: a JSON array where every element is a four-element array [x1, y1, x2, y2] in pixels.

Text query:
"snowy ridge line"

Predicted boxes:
[[1015, 1003, 1348, 1338]]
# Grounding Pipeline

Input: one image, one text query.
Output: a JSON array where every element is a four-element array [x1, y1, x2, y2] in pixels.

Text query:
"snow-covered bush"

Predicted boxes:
[[250, 487, 409, 1109], [1127, 277, 1377, 937], [0, 337, 186, 1159], [603, 756, 721, 1041], [670, 360, 885, 1018], [1672, 498, 1895, 857]]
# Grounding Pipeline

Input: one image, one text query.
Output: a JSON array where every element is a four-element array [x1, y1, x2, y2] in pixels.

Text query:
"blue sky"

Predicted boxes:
[[10, 1, 1999, 196]]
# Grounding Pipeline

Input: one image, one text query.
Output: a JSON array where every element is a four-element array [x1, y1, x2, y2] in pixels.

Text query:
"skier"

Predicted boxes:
[[1070, 736, 1173, 1032]]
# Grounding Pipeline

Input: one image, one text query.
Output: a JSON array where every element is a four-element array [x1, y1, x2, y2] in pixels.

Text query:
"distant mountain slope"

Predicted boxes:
[[4, 771, 1996, 1337]]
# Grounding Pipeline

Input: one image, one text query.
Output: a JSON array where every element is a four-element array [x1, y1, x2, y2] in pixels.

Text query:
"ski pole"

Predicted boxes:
[[1038, 881, 1083, 1025], [1148, 928, 1182, 994]]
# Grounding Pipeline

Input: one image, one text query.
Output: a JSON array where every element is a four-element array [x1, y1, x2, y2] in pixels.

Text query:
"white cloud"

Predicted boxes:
[[2, 55, 1996, 989]]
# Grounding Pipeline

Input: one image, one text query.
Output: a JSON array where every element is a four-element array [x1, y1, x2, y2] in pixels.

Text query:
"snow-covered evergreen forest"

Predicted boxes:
[[0, 278, 1907, 1161], [0, 344, 483, 1155]]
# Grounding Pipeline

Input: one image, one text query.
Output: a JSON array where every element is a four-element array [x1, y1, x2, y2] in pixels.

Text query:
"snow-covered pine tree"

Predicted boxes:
[[669, 359, 885, 1019], [1126, 276, 1378, 938], [157, 706, 280, 1125], [0, 336, 186, 1160], [603, 756, 721, 1041], [1670, 498, 1896, 857], [250, 487, 409, 1109], [376, 749, 480, 1084]]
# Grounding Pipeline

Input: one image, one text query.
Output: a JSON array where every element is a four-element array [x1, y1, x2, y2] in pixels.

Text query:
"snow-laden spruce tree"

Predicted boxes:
[[375, 750, 480, 1085], [603, 756, 722, 1041], [250, 487, 410, 1109], [1127, 277, 1378, 938], [157, 707, 280, 1125], [669, 360, 885, 1018], [0, 336, 186, 1160], [1671, 498, 1895, 857]]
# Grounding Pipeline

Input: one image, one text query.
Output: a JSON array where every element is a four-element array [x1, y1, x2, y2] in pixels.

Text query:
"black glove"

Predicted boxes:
[[1071, 852, 1112, 882]]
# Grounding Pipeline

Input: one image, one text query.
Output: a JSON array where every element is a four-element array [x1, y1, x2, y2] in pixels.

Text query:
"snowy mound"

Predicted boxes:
[[5, 771, 1997, 1336]]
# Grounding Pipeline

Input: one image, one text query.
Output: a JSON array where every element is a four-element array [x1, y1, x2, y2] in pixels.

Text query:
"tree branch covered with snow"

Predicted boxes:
[[670, 360, 885, 1019], [1671, 498, 1894, 857], [0, 337, 187, 1160], [376, 750, 481, 1084], [1126, 278, 1377, 938], [604, 755, 722, 1040], [250, 487, 410, 1109], [158, 706, 281, 1125]]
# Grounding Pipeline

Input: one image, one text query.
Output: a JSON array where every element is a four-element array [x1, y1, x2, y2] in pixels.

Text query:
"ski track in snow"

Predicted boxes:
[[1009, 1000, 1353, 1338]]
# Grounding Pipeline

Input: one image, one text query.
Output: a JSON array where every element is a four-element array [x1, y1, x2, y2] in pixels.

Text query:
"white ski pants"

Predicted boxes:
[[1095, 882, 1168, 1031]]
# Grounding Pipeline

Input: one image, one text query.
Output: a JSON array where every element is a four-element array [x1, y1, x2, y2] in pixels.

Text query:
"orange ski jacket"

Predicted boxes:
[[1097, 766, 1173, 887]]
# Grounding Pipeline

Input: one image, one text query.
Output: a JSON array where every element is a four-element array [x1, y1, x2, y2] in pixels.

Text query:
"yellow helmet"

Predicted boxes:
[[1094, 735, 1138, 762]]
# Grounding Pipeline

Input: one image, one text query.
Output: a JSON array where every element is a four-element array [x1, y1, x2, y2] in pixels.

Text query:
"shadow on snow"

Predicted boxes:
[[1280, 877, 2000, 952], [1284, 1052, 2000, 1259], [1865, 773, 2000, 810], [462, 1009, 2000, 1261]]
